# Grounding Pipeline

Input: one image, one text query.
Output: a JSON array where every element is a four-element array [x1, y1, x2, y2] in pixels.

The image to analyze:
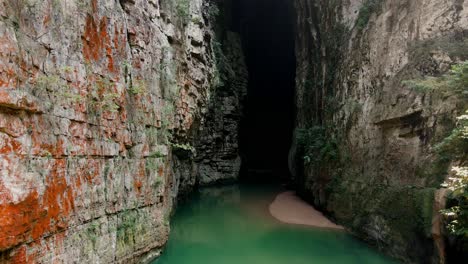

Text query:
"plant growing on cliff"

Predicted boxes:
[[207, 3, 220, 19], [170, 143, 195, 153], [146, 158, 160, 171], [212, 40, 232, 88], [159, 103, 175, 144], [36, 73, 84, 106], [173, 0, 190, 24], [88, 76, 121, 114], [356, 0, 384, 30], [297, 126, 339, 165], [129, 79, 148, 95], [76, 0, 91, 11], [117, 210, 138, 243], [408, 33, 468, 63], [439, 112, 468, 236], [146, 126, 159, 147], [406, 61, 468, 237], [36, 74, 62, 92], [3, 0, 33, 31], [86, 222, 100, 248], [403, 61, 468, 95], [148, 151, 166, 158], [441, 165, 468, 236]]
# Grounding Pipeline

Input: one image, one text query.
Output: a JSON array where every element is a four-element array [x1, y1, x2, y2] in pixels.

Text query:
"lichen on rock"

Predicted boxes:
[[0, 0, 246, 262]]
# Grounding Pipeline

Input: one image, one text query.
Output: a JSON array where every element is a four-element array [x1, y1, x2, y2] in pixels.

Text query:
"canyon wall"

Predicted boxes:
[[292, 0, 468, 262], [0, 0, 246, 262]]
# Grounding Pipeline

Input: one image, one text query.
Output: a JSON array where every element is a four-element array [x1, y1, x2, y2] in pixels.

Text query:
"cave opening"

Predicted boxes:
[[232, 0, 296, 183]]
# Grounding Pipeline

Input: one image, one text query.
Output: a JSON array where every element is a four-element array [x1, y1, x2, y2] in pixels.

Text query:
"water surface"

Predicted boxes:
[[155, 185, 397, 264]]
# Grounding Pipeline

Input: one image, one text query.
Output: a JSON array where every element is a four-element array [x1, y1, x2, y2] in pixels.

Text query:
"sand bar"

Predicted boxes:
[[269, 191, 344, 230]]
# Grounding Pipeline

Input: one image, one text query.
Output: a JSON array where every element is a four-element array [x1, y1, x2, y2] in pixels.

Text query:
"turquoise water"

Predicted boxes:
[[155, 185, 397, 264]]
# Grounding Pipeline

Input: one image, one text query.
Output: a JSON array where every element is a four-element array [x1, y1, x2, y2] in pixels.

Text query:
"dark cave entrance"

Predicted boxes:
[[232, 0, 296, 183]]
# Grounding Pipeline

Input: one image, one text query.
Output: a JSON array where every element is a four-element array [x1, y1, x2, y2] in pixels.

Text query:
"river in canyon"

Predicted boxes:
[[153, 184, 397, 264]]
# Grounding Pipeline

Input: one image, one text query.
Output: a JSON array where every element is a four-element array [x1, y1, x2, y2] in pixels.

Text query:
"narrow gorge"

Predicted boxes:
[[0, 0, 467, 263]]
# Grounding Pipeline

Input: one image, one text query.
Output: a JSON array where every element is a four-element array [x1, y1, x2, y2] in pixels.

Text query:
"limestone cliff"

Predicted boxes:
[[0, 0, 246, 262], [194, 31, 248, 186], [2, 0, 466, 262], [292, 0, 468, 262]]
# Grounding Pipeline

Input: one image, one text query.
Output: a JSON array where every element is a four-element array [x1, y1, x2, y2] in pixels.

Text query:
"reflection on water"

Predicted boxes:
[[154, 184, 397, 264]]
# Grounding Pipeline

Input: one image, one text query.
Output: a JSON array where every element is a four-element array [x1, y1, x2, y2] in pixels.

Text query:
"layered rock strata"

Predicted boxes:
[[0, 0, 246, 262]]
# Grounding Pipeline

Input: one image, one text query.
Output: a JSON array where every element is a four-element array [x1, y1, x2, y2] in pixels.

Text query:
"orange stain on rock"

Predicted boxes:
[[158, 166, 164, 177], [82, 15, 103, 62], [0, 160, 74, 251], [9, 245, 29, 263], [82, 14, 117, 74], [134, 161, 146, 195], [91, 0, 98, 14], [0, 190, 39, 250], [134, 180, 143, 193], [43, 14, 51, 27], [113, 25, 121, 54], [83, 160, 102, 184], [0, 68, 17, 88], [0, 136, 23, 154], [30, 134, 65, 158]]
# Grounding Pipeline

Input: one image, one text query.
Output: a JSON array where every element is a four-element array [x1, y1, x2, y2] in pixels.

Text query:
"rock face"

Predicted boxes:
[[195, 32, 248, 186], [0, 0, 246, 262], [292, 0, 468, 263], [1, 0, 465, 262]]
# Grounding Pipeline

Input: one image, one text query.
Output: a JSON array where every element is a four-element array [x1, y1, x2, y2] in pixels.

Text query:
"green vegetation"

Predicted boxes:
[[408, 33, 468, 62], [355, 0, 384, 30], [441, 165, 468, 236], [117, 210, 138, 243], [129, 79, 148, 95], [36, 74, 84, 106], [299, 22, 349, 168], [148, 151, 167, 158], [207, 3, 220, 19], [76, 0, 90, 11], [3, 0, 31, 30], [212, 40, 228, 88], [191, 15, 203, 25], [439, 113, 468, 236], [299, 20, 349, 159], [86, 222, 100, 248], [146, 157, 160, 171], [155, 174, 164, 186], [36, 74, 62, 92], [297, 126, 339, 165], [88, 77, 120, 114], [159, 103, 175, 144], [120, 60, 149, 96], [403, 61, 468, 94], [101, 93, 120, 112], [204, 2, 231, 91], [173, 0, 190, 24], [404, 61, 468, 237], [170, 143, 195, 153], [34, 63, 121, 117], [146, 126, 159, 148]]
